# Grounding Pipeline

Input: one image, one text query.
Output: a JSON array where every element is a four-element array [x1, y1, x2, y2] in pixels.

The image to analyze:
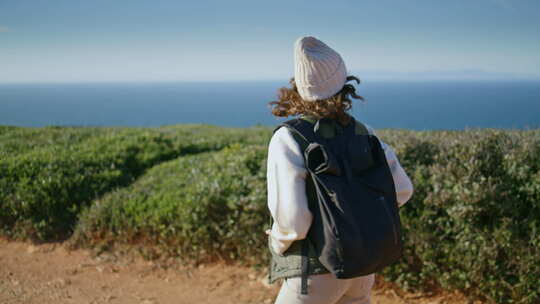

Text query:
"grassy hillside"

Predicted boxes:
[[1, 124, 539, 304]]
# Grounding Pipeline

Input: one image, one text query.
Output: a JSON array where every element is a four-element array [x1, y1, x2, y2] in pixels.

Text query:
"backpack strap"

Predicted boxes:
[[272, 118, 318, 295], [273, 118, 318, 146]]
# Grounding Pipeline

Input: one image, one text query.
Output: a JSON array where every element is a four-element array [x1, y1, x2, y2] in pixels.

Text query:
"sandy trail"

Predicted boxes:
[[0, 239, 473, 304]]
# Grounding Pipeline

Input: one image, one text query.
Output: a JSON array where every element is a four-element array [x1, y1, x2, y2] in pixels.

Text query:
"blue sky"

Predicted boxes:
[[1, 0, 539, 83]]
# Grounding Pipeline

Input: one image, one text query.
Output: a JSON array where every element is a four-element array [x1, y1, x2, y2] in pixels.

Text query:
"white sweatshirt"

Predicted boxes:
[[266, 123, 414, 255]]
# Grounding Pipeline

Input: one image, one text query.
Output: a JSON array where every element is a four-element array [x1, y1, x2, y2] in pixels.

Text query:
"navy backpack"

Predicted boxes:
[[273, 115, 403, 294]]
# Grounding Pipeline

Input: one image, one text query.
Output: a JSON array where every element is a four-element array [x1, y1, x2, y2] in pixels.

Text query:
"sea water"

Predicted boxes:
[[0, 80, 539, 130]]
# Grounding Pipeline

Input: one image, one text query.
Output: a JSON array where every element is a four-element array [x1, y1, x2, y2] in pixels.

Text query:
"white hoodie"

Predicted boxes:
[[266, 123, 414, 255]]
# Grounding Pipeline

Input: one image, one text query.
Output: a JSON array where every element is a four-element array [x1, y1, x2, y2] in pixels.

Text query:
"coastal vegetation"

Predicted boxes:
[[1, 124, 538, 304]]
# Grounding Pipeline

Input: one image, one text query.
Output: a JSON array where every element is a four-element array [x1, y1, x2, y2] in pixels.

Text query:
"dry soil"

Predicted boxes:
[[0, 238, 479, 304]]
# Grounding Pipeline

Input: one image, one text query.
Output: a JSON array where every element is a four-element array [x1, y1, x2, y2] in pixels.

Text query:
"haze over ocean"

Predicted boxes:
[[1, 80, 539, 130]]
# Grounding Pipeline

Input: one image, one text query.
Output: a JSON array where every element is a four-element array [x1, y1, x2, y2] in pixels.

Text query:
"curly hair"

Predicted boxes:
[[268, 75, 365, 126]]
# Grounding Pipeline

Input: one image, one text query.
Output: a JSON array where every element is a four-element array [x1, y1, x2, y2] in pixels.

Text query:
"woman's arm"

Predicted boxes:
[[266, 127, 313, 255], [365, 124, 414, 207]]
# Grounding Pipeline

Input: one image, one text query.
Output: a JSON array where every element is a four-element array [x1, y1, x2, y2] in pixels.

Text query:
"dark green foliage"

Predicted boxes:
[[0, 125, 272, 241], [380, 129, 540, 304], [72, 144, 269, 265]]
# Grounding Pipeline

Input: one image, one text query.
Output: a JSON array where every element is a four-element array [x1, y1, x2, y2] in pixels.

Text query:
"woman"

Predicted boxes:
[[266, 36, 414, 304]]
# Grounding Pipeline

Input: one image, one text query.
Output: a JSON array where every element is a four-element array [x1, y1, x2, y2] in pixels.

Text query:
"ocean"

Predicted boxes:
[[1, 80, 539, 130]]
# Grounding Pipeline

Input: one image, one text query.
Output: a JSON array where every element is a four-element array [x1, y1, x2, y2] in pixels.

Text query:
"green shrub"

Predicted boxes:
[[381, 129, 540, 304], [0, 126, 109, 158], [0, 125, 272, 241], [72, 144, 269, 265]]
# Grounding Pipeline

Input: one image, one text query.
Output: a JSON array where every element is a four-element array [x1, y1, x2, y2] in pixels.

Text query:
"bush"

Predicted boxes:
[[0, 125, 272, 241], [381, 129, 540, 304], [72, 144, 269, 265], [0, 126, 109, 158]]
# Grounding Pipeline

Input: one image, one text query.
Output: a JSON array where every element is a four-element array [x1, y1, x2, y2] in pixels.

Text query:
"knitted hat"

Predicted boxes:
[[294, 36, 347, 102]]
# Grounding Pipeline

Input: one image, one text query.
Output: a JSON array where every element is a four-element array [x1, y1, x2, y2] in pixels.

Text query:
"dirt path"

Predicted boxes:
[[0, 239, 474, 304]]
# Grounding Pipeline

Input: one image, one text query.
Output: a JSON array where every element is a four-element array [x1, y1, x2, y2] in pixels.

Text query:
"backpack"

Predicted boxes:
[[273, 115, 403, 294]]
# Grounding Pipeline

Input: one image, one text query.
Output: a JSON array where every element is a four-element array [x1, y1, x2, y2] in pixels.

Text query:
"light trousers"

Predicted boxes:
[[274, 273, 375, 304]]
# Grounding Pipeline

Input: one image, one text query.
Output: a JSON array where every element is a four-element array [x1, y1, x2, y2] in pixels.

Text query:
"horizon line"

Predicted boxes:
[[1, 77, 540, 85]]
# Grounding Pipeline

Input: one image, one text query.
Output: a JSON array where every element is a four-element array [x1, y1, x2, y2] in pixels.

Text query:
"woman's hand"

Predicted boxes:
[[265, 229, 272, 235]]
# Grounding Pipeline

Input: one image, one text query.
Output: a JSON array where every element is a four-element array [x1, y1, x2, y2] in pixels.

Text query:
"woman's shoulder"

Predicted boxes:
[[269, 126, 299, 150], [354, 119, 376, 136], [267, 125, 306, 168]]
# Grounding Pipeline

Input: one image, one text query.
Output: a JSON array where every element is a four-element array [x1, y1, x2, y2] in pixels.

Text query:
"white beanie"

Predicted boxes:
[[294, 36, 347, 102]]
